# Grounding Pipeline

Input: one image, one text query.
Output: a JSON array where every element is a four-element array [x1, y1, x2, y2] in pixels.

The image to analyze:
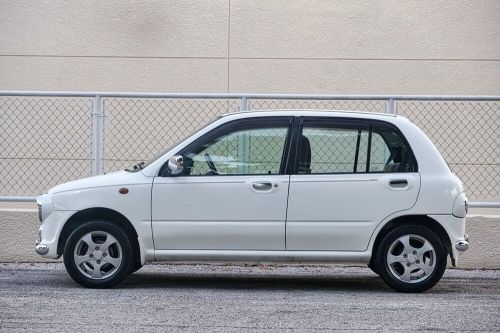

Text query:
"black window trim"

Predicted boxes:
[[159, 116, 295, 177], [353, 129, 362, 173], [366, 126, 372, 173], [293, 116, 419, 175], [285, 116, 302, 175]]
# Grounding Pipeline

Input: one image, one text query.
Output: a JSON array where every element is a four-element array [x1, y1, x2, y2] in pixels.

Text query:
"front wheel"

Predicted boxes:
[[63, 220, 134, 288], [374, 225, 447, 293]]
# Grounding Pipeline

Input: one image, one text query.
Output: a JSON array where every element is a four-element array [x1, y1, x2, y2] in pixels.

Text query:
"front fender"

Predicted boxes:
[[44, 183, 154, 258]]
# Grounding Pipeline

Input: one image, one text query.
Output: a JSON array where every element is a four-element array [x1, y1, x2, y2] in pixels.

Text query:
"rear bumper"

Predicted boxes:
[[428, 214, 468, 265], [455, 234, 469, 251]]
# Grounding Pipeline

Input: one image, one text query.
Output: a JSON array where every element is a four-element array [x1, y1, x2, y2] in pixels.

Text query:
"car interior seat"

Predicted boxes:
[[383, 144, 411, 172]]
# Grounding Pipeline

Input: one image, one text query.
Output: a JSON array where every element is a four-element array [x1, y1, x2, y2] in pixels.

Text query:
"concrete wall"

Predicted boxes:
[[0, 0, 499, 94]]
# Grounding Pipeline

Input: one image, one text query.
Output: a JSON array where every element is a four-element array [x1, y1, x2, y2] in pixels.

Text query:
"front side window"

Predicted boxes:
[[298, 120, 415, 174], [174, 120, 290, 176]]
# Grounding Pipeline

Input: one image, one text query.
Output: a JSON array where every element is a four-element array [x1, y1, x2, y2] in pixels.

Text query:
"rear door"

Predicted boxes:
[[286, 117, 420, 251]]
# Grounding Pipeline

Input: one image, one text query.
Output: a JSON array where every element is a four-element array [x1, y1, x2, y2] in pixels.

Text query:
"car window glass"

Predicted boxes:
[[369, 132, 391, 172], [301, 127, 369, 174], [374, 129, 415, 173], [181, 127, 288, 176], [300, 121, 416, 174]]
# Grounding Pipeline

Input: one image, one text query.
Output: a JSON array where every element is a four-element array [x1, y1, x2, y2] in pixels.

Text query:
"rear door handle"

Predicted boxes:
[[389, 179, 408, 186], [252, 182, 273, 191]]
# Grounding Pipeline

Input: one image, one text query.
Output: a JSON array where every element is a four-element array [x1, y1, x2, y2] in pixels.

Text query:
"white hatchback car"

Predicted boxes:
[[36, 110, 469, 292]]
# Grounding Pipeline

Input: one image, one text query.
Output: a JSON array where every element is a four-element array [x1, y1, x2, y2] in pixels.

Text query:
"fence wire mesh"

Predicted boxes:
[[248, 99, 385, 113], [397, 101, 500, 201], [103, 98, 240, 172], [0, 96, 92, 196], [0, 94, 498, 202]]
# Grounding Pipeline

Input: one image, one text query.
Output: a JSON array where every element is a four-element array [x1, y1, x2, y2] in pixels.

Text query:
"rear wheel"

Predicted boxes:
[[374, 225, 447, 293], [63, 220, 133, 288]]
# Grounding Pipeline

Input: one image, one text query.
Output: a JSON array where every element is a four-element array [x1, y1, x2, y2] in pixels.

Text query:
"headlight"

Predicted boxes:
[[452, 192, 468, 218], [36, 194, 54, 223]]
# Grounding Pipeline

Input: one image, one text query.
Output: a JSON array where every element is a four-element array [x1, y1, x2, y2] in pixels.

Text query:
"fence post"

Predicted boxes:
[[240, 96, 248, 111], [385, 98, 396, 115], [91, 95, 104, 175]]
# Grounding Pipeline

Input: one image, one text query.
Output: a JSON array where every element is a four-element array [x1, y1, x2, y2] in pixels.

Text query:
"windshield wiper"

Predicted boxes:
[[126, 161, 145, 172]]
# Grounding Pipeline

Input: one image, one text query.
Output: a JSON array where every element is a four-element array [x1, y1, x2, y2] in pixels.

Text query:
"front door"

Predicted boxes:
[[286, 117, 421, 251], [152, 117, 293, 250]]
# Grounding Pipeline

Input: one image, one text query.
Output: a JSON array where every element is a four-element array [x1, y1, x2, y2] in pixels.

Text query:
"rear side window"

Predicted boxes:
[[298, 120, 416, 174], [299, 127, 369, 173], [370, 128, 416, 173]]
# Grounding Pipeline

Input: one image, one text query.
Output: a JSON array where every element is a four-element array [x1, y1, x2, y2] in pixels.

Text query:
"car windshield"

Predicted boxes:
[[125, 116, 221, 172]]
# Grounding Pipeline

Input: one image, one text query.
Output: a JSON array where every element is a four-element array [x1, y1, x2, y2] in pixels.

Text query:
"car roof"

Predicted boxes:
[[220, 109, 400, 121]]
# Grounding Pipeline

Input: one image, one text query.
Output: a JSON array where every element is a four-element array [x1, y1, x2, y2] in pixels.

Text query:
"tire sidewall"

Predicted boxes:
[[63, 220, 133, 288], [375, 225, 447, 293]]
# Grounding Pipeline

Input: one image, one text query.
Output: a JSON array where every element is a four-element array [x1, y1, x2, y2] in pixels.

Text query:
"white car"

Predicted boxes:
[[36, 110, 469, 292]]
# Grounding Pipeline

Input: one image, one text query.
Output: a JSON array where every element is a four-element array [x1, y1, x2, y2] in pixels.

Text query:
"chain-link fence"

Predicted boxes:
[[0, 96, 93, 196], [0, 92, 498, 205]]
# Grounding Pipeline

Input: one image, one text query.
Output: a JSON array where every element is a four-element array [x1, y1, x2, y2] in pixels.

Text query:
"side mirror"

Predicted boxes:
[[168, 155, 183, 175]]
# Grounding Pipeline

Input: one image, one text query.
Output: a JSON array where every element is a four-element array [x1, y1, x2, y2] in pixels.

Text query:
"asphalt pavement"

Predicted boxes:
[[0, 263, 499, 332]]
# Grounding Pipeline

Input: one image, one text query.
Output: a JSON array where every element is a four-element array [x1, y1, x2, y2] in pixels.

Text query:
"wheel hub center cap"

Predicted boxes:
[[93, 250, 103, 260], [407, 254, 417, 264]]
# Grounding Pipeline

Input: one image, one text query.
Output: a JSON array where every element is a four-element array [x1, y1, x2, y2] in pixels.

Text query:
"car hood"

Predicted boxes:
[[48, 170, 136, 195]]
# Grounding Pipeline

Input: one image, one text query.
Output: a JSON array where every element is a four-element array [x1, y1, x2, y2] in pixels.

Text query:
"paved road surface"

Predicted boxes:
[[1, 263, 499, 332]]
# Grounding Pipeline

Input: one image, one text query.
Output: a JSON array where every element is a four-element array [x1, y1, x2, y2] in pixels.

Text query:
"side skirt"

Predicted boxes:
[[153, 250, 371, 264]]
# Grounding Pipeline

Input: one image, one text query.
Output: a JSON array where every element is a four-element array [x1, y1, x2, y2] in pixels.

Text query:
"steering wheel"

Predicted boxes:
[[203, 153, 218, 175]]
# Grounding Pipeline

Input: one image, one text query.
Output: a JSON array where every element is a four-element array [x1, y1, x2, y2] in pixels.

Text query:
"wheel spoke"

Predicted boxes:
[[399, 235, 415, 254], [74, 254, 92, 266], [387, 254, 406, 264], [400, 265, 413, 282], [102, 256, 122, 268], [416, 261, 434, 275], [81, 233, 97, 249], [91, 262, 102, 278], [100, 234, 118, 252], [416, 241, 434, 257]]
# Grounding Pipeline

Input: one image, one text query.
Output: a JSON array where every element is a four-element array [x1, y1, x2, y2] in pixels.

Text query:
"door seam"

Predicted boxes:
[[284, 174, 291, 250]]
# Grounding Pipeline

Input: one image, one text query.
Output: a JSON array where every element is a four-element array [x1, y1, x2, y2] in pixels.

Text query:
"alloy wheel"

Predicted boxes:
[[73, 231, 123, 280], [386, 234, 436, 283]]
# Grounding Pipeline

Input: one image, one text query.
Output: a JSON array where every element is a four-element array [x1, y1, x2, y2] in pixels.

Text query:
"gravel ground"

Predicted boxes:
[[0, 263, 499, 332]]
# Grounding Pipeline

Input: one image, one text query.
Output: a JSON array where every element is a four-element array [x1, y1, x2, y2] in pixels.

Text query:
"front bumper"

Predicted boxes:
[[35, 243, 49, 255], [35, 210, 76, 259]]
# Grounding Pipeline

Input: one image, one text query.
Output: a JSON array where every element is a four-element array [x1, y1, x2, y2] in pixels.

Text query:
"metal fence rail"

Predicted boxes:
[[0, 91, 499, 207]]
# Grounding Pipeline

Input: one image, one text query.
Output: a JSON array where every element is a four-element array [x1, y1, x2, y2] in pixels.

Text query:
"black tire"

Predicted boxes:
[[374, 224, 447, 293], [130, 262, 143, 274], [63, 220, 134, 288], [368, 262, 379, 275]]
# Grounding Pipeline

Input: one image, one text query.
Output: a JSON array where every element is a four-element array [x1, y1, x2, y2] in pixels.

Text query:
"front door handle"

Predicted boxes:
[[252, 182, 273, 191], [389, 179, 408, 186]]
